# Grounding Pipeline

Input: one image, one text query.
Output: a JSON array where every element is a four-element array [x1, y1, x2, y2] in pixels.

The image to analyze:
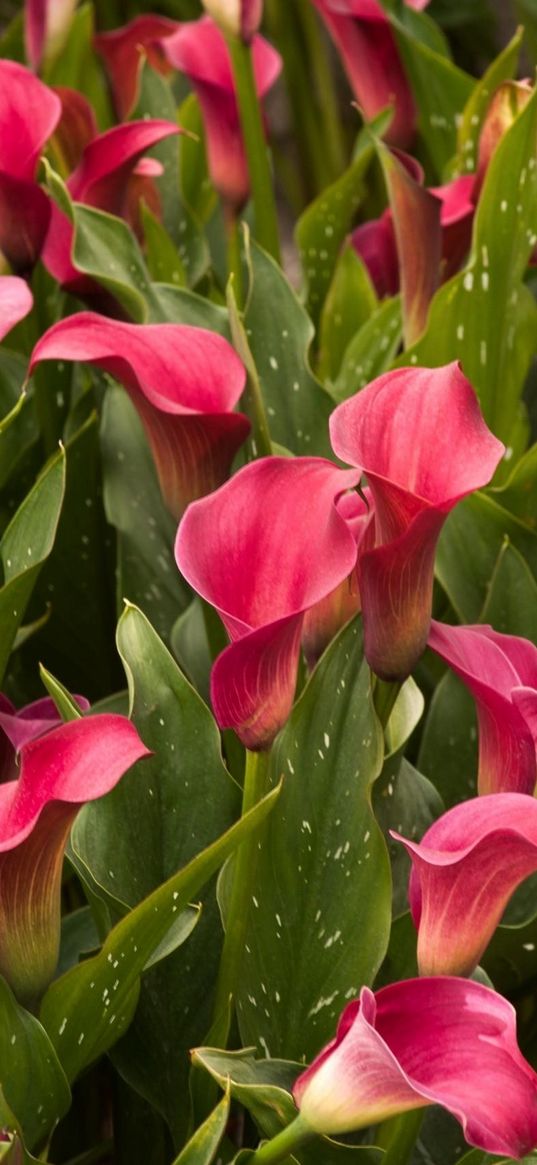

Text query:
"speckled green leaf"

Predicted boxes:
[[454, 28, 522, 176], [0, 976, 70, 1150], [235, 617, 391, 1062], [0, 446, 65, 685], [331, 296, 402, 402], [373, 759, 443, 918], [172, 1086, 230, 1165], [399, 85, 537, 444], [40, 784, 279, 1085], [243, 239, 333, 457], [318, 248, 378, 383]]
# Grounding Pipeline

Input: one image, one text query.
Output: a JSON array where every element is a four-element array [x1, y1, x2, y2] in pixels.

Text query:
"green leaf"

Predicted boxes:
[[193, 1048, 382, 1165], [454, 28, 523, 176], [72, 205, 158, 323], [295, 141, 373, 327], [45, 2, 113, 128], [172, 1086, 230, 1165], [480, 539, 537, 637], [141, 202, 187, 288], [243, 239, 333, 457], [493, 441, 537, 527], [373, 758, 443, 917], [398, 85, 537, 444], [39, 663, 83, 722], [235, 617, 391, 1061], [384, 677, 424, 759], [331, 297, 402, 403], [71, 603, 239, 1141], [100, 386, 190, 645], [0, 975, 70, 1150], [417, 669, 477, 809], [178, 93, 216, 227], [0, 445, 65, 684], [318, 249, 378, 383], [0, 353, 37, 491], [40, 782, 280, 1084]]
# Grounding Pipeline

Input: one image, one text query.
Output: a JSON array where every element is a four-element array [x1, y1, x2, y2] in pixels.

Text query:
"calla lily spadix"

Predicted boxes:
[[161, 16, 281, 211], [329, 363, 504, 681], [0, 715, 149, 1006], [292, 977, 537, 1157], [428, 620, 537, 795], [394, 792, 537, 977], [0, 60, 61, 272], [29, 312, 249, 518], [176, 457, 360, 749]]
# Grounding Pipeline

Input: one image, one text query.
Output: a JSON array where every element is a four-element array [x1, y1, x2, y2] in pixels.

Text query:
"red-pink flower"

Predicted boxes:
[[310, 0, 416, 148], [94, 15, 179, 121], [175, 457, 360, 749], [161, 16, 281, 210], [0, 715, 149, 1005], [329, 364, 504, 680], [41, 119, 179, 297], [0, 60, 61, 272], [293, 978, 537, 1156], [0, 277, 33, 342], [201, 0, 263, 42], [396, 793, 537, 977], [0, 693, 89, 781], [428, 621, 537, 796], [25, 0, 76, 72], [29, 312, 249, 518]]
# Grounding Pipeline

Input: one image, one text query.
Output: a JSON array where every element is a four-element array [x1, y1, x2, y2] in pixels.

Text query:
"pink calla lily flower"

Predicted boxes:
[[0, 277, 33, 342], [201, 0, 263, 42], [395, 792, 537, 977], [175, 457, 360, 749], [25, 0, 76, 72], [161, 16, 281, 210], [0, 714, 149, 1005], [293, 978, 537, 1156], [94, 15, 180, 121], [0, 60, 61, 272], [428, 621, 537, 796], [41, 118, 180, 296], [310, 0, 416, 148], [329, 364, 504, 680], [0, 694, 90, 782], [29, 312, 249, 518]]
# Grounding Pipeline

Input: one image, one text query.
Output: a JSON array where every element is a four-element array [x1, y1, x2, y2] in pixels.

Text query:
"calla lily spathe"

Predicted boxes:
[[329, 363, 504, 680], [95, 15, 180, 120], [293, 977, 537, 1157], [395, 792, 537, 977], [0, 277, 33, 342], [0, 693, 89, 781], [428, 620, 537, 795], [0, 715, 149, 1005], [176, 457, 360, 749], [29, 312, 249, 518], [25, 0, 76, 72]]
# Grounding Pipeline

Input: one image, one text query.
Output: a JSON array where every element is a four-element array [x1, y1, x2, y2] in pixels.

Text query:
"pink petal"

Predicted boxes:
[[310, 0, 416, 148], [161, 17, 281, 208], [351, 212, 400, 299], [475, 81, 532, 199], [176, 457, 360, 747], [295, 978, 537, 1157], [381, 147, 442, 344], [0, 695, 90, 752], [428, 621, 537, 795], [330, 365, 504, 679], [0, 174, 52, 273], [0, 60, 61, 180], [432, 174, 475, 280], [25, 0, 76, 72], [29, 312, 249, 516], [395, 793, 537, 976], [52, 86, 98, 171], [94, 14, 180, 120], [0, 277, 33, 342]]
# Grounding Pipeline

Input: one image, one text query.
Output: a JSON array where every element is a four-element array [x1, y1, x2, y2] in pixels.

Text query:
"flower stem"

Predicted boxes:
[[295, 0, 347, 182], [375, 1108, 425, 1165], [225, 210, 245, 309], [211, 748, 271, 1039], [226, 34, 281, 263], [251, 1115, 314, 1163]]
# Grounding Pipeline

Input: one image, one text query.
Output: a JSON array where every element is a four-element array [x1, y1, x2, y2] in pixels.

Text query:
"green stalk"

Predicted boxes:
[[211, 748, 271, 1038], [226, 34, 281, 262], [225, 211, 245, 309], [375, 1108, 425, 1165], [250, 1115, 314, 1164], [295, 0, 347, 181]]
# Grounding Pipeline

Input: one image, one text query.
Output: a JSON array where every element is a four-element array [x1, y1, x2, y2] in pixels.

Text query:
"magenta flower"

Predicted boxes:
[[301, 489, 374, 667], [310, 0, 416, 148], [161, 16, 281, 210], [94, 15, 180, 121], [25, 0, 76, 72], [201, 0, 263, 42], [352, 174, 475, 300], [329, 364, 504, 680], [41, 119, 179, 296], [0, 277, 33, 343], [29, 311, 249, 518], [428, 621, 537, 796], [0, 60, 61, 272], [293, 978, 537, 1156], [0, 714, 149, 1005], [176, 457, 360, 749], [0, 693, 90, 781], [395, 793, 537, 977]]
